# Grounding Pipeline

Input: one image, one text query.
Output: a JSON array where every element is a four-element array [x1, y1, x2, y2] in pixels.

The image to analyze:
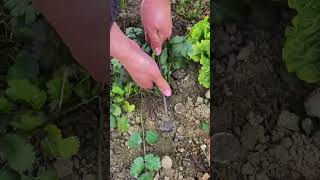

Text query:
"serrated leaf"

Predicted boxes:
[[0, 133, 35, 171], [0, 96, 10, 112], [111, 85, 124, 96], [8, 51, 39, 81], [117, 116, 129, 133], [6, 78, 47, 109], [144, 154, 161, 171], [0, 167, 20, 180], [145, 131, 158, 145], [10, 112, 44, 132], [123, 101, 135, 113], [128, 132, 142, 149], [111, 104, 122, 116], [41, 124, 80, 159], [130, 156, 144, 177], [3, 0, 39, 24], [138, 172, 154, 180]]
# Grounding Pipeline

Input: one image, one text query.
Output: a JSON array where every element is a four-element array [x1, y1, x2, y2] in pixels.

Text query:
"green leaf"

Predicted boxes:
[[0, 167, 20, 180], [200, 120, 209, 132], [145, 131, 158, 145], [8, 51, 39, 81], [41, 124, 80, 159], [46, 78, 72, 101], [111, 104, 122, 116], [117, 116, 129, 133], [123, 101, 135, 113], [0, 133, 35, 171], [111, 85, 125, 96], [138, 172, 154, 180], [10, 112, 44, 132], [130, 156, 144, 177], [110, 115, 117, 129], [128, 132, 142, 149], [6, 78, 47, 109], [283, 0, 320, 83], [144, 154, 161, 171], [0, 96, 11, 112], [73, 81, 91, 99], [3, 0, 39, 24]]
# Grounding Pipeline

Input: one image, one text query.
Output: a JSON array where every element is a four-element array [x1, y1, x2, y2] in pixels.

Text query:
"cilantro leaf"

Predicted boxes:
[[138, 172, 154, 180], [123, 101, 135, 113], [11, 112, 44, 132]]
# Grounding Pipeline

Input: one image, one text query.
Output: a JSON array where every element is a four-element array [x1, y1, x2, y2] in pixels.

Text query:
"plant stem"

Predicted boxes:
[[58, 67, 68, 112], [140, 92, 146, 156]]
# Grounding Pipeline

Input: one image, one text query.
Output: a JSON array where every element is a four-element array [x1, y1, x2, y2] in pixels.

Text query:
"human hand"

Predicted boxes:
[[141, 0, 172, 55], [110, 23, 172, 96]]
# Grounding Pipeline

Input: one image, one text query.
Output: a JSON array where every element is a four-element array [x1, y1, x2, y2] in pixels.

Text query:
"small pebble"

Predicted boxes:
[[161, 155, 173, 169], [205, 90, 210, 99]]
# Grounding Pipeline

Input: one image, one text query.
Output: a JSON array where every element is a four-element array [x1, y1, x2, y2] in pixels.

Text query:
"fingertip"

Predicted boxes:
[[163, 89, 172, 97], [155, 48, 161, 56]]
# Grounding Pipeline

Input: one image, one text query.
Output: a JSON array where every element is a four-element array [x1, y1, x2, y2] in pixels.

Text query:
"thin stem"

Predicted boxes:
[[140, 92, 146, 156], [58, 68, 68, 112]]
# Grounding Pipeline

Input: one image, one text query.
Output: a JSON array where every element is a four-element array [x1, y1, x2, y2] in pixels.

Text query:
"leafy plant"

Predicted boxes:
[[6, 78, 47, 110], [283, 0, 320, 83], [3, 0, 39, 24], [130, 154, 161, 178], [187, 17, 210, 88], [128, 132, 142, 149], [41, 124, 80, 159], [0, 134, 35, 171], [145, 131, 158, 145], [175, 0, 208, 20]]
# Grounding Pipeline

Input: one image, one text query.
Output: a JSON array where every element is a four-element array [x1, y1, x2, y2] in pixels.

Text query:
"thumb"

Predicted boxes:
[[153, 75, 172, 97], [147, 29, 162, 56]]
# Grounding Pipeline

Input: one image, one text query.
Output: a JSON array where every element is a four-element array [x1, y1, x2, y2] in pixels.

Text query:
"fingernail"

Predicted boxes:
[[155, 48, 161, 56], [163, 89, 172, 97]]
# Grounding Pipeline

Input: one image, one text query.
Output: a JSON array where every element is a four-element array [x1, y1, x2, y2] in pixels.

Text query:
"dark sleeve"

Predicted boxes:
[[32, 0, 115, 84], [111, 0, 119, 23]]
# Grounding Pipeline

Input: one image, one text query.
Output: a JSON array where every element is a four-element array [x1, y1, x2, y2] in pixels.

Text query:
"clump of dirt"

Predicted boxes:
[[212, 9, 320, 180]]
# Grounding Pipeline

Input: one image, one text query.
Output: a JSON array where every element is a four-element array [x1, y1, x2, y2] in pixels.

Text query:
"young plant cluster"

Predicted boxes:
[[283, 0, 320, 83], [187, 16, 210, 88], [1, 1, 101, 179], [128, 131, 160, 180]]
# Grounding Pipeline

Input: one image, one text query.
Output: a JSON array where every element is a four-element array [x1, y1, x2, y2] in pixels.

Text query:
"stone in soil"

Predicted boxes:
[[159, 121, 175, 132], [161, 155, 173, 169], [205, 90, 210, 99], [301, 118, 313, 135], [174, 103, 186, 114], [54, 160, 73, 178], [277, 111, 300, 131], [305, 89, 320, 118], [212, 132, 240, 163]]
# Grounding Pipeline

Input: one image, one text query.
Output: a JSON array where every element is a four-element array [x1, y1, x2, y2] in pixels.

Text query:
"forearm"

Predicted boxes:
[[31, 0, 111, 83], [110, 23, 142, 68]]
